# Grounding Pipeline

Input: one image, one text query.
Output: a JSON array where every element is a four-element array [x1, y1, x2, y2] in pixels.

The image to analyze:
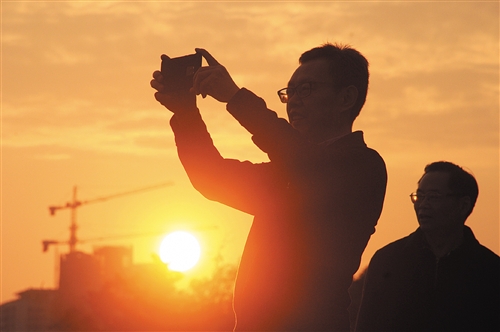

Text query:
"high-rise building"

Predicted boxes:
[[0, 289, 57, 332]]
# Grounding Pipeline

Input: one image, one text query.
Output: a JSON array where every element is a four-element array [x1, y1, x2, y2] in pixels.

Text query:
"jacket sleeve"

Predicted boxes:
[[226, 88, 315, 167], [170, 107, 286, 215]]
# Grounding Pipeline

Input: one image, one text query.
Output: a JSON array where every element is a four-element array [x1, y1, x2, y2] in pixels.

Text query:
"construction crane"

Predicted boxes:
[[43, 182, 173, 253]]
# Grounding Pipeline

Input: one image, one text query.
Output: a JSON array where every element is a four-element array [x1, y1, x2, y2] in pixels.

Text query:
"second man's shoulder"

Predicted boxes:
[[371, 231, 420, 262]]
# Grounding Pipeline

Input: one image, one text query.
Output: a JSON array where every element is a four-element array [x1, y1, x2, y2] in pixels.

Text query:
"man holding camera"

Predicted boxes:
[[151, 44, 387, 331], [355, 161, 500, 332]]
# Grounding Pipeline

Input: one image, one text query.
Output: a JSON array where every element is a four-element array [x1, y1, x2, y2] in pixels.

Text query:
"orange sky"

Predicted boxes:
[[2, 1, 499, 303]]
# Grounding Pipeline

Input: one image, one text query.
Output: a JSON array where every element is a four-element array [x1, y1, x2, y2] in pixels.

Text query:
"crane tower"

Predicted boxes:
[[44, 182, 173, 253]]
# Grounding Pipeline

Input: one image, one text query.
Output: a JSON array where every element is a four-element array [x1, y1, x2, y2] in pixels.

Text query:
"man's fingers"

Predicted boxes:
[[195, 48, 220, 66], [152, 70, 163, 80], [150, 79, 164, 92], [192, 66, 217, 95]]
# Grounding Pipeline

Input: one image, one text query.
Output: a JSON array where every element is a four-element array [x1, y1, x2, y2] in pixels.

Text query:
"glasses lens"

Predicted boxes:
[[278, 88, 289, 103], [297, 82, 312, 98], [410, 193, 418, 203]]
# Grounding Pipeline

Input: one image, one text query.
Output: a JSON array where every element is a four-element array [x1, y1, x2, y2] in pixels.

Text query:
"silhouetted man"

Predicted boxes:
[[356, 161, 500, 332], [151, 44, 387, 331]]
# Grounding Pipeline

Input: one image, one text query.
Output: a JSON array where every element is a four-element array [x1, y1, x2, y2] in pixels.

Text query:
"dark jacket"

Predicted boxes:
[[171, 88, 387, 331], [356, 226, 500, 332]]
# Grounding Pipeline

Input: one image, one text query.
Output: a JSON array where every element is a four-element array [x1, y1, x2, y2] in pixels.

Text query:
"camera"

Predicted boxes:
[[161, 53, 202, 93]]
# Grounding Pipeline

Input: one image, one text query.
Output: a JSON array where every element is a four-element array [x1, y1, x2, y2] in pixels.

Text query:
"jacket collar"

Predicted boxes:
[[321, 131, 366, 149], [406, 226, 479, 255]]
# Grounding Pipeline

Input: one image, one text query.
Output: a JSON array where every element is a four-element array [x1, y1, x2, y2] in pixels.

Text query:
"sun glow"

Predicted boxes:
[[159, 231, 201, 272]]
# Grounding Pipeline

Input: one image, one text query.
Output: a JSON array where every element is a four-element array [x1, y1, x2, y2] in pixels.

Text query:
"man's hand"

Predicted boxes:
[[150, 55, 197, 114], [191, 48, 240, 103]]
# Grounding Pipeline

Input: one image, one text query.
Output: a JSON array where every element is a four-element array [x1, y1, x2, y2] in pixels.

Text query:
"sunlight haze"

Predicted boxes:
[[2, 1, 498, 303]]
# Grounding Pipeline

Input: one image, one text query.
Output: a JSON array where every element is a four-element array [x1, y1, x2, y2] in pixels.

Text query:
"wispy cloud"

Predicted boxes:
[[2, 1, 498, 156]]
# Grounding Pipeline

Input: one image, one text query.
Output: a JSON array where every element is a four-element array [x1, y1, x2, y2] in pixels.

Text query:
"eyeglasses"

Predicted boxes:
[[277, 82, 331, 103], [409, 192, 461, 204]]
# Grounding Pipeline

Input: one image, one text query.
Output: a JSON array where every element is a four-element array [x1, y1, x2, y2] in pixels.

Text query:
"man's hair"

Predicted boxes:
[[299, 43, 369, 121], [421, 161, 479, 218]]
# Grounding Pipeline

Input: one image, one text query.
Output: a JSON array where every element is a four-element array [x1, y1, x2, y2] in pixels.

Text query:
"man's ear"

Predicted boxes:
[[340, 85, 358, 112], [459, 196, 472, 218]]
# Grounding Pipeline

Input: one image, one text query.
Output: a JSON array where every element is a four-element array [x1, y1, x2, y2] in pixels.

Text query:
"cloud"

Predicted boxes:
[[2, 1, 498, 159]]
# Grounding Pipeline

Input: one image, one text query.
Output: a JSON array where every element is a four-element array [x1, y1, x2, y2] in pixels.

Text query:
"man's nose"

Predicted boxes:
[[287, 93, 302, 108], [416, 197, 432, 207]]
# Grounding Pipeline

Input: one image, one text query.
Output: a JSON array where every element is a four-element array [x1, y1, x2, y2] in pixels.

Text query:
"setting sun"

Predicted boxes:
[[159, 231, 201, 272]]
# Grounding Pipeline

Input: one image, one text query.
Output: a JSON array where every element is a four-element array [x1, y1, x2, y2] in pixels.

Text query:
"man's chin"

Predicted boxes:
[[417, 216, 438, 232], [291, 120, 308, 134]]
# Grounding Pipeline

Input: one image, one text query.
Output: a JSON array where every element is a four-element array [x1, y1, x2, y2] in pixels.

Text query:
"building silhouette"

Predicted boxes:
[[2, 246, 141, 331], [1, 245, 236, 331], [1, 289, 57, 331]]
